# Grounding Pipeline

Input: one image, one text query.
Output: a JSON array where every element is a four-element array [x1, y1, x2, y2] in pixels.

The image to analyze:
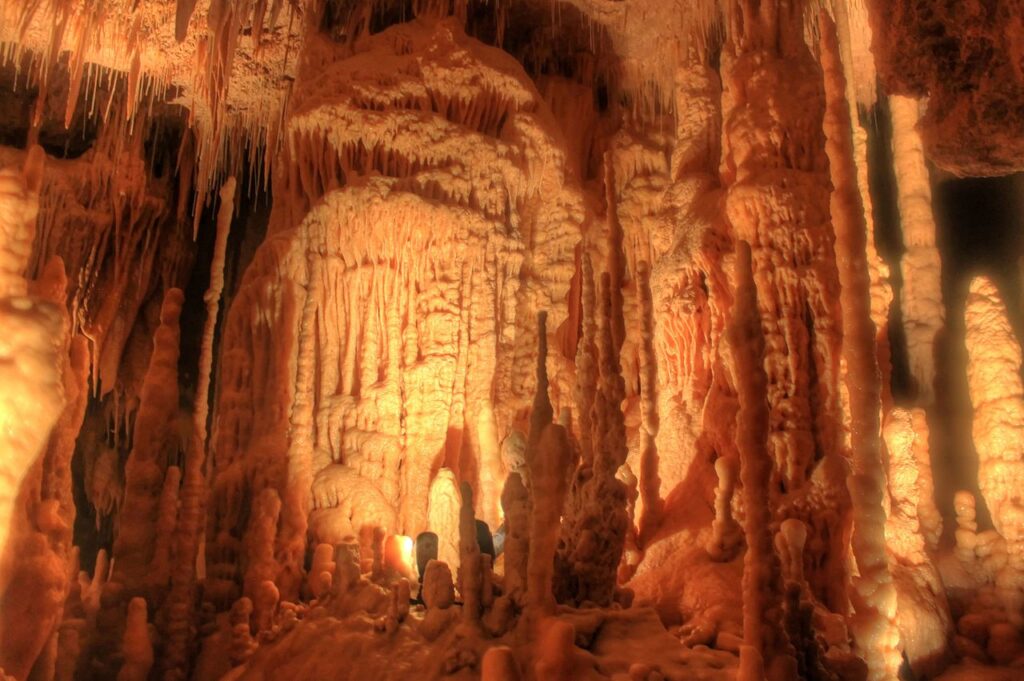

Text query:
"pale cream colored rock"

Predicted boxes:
[[428, 469, 462, 574], [882, 407, 953, 675], [821, 13, 901, 680], [891, 96, 943, 404], [965, 276, 1024, 624]]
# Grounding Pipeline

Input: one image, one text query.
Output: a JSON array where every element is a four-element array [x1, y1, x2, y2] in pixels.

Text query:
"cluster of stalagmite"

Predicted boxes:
[[204, 19, 582, 608], [5, 1, 1024, 680], [890, 96, 943, 403]]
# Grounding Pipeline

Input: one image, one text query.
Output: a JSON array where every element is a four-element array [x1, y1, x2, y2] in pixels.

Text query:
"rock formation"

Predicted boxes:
[[1, 1, 1024, 680]]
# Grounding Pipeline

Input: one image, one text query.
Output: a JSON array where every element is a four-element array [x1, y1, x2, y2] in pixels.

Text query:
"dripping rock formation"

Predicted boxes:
[[1, 1, 1024, 680]]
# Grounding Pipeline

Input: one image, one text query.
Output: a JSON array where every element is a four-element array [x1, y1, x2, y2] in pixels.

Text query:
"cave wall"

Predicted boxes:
[[2, 1, 1024, 680]]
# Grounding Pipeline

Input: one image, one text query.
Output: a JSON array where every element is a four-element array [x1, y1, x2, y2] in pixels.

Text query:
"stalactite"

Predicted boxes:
[[194, 177, 235, 452], [729, 240, 797, 681], [820, 12, 902, 680], [175, 0, 198, 42], [891, 95, 943, 404]]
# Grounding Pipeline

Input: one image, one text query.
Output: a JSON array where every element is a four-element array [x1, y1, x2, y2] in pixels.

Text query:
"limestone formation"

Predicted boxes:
[[0, 2, 1022, 680]]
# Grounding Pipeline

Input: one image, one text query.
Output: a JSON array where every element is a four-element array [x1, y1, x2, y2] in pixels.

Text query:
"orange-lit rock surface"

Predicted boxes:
[[965, 277, 1024, 628], [3, 2, 1024, 680]]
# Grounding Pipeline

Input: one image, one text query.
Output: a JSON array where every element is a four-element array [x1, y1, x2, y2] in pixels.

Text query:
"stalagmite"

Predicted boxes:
[[525, 314, 573, 615], [149, 465, 182, 588], [309, 543, 336, 600], [707, 456, 742, 562], [429, 469, 463, 574], [458, 481, 482, 625], [728, 240, 797, 681], [964, 276, 1024, 625], [776, 520, 807, 585], [891, 95, 943, 404], [422, 560, 455, 611], [228, 598, 257, 666], [481, 646, 521, 681], [500, 472, 530, 603], [116, 598, 153, 681], [820, 13, 902, 680], [908, 409, 943, 551], [954, 491, 979, 566], [244, 488, 282, 603], [634, 261, 662, 538], [882, 408, 953, 675], [110, 287, 183, 590], [526, 424, 573, 614], [574, 252, 598, 467], [5, 0, 1024, 678]]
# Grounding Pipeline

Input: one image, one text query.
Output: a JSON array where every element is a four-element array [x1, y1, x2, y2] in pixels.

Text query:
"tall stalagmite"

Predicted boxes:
[[964, 276, 1024, 625], [556, 275, 629, 606], [729, 240, 797, 681], [820, 12, 902, 680]]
